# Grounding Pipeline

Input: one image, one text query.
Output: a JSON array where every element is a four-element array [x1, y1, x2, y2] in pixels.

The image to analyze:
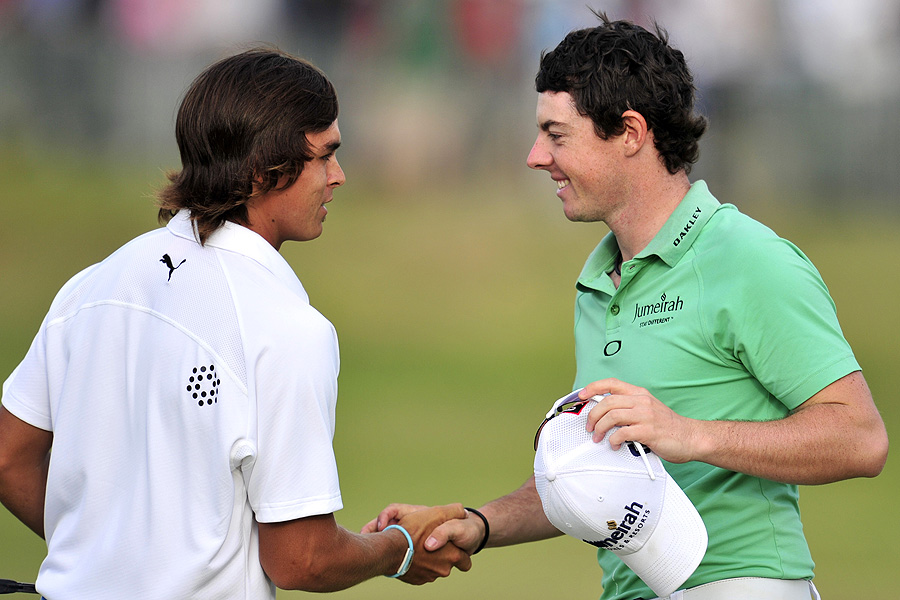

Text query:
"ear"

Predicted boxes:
[[620, 110, 649, 157]]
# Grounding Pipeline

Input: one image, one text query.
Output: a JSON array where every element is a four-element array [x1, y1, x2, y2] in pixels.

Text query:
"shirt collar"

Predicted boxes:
[[166, 210, 309, 302], [642, 179, 719, 267], [577, 180, 720, 291]]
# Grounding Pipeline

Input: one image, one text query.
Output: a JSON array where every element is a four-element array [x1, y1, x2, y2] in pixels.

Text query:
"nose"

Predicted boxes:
[[526, 137, 550, 171], [329, 158, 346, 188]]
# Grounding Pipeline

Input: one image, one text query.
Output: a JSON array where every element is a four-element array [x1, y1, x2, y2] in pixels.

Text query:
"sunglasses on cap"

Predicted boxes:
[[533, 390, 591, 451], [532, 389, 657, 480]]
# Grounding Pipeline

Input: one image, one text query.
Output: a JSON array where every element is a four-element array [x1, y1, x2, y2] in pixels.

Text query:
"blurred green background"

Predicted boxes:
[[1, 147, 897, 599], [2, 1, 899, 599]]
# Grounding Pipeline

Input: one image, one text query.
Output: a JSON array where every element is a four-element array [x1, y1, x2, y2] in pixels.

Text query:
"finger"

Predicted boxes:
[[360, 518, 378, 534], [591, 409, 629, 446], [578, 378, 623, 399], [406, 503, 467, 533], [585, 395, 633, 436], [585, 400, 610, 434], [432, 503, 467, 522], [601, 424, 629, 449], [580, 378, 650, 404], [454, 549, 473, 572], [375, 503, 427, 531]]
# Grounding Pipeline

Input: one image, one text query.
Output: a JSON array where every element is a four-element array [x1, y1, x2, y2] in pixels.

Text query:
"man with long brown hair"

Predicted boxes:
[[0, 47, 470, 599]]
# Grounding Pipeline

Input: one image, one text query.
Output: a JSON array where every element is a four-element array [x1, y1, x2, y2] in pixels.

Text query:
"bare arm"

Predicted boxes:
[[0, 406, 52, 538], [363, 476, 561, 555], [258, 503, 471, 591], [473, 476, 561, 549], [583, 371, 888, 485]]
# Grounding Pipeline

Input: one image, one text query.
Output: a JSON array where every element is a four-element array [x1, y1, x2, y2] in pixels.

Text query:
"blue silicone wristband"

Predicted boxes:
[[384, 524, 414, 578]]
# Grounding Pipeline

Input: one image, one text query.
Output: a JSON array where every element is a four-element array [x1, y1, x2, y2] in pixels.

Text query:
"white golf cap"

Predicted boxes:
[[533, 390, 708, 598]]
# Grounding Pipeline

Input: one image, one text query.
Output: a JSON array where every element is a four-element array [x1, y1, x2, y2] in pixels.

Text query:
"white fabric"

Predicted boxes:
[[650, 577, 820, 599], [1, 211, 342, 599], [534, 391, 707, 598]]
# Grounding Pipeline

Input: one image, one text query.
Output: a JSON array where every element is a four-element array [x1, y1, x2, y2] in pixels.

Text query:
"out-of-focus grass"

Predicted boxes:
[[1, 148, 896, 599]]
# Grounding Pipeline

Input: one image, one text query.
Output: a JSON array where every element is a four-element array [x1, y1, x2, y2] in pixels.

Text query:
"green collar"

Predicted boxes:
[[577, 180, 721, 291]]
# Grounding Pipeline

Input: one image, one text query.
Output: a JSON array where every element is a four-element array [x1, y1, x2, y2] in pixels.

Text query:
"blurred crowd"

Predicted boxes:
[[2, 0, 899, 205]]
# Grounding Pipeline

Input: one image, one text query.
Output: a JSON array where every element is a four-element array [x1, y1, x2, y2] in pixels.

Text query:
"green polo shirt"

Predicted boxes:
[[573, 181, 860, 600]]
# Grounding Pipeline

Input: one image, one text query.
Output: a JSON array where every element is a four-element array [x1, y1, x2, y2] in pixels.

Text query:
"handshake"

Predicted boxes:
[[361, 502, 488, 585]]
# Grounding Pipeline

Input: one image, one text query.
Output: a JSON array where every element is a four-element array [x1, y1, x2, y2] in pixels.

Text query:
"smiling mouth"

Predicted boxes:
[[556, 179, 570, 191]]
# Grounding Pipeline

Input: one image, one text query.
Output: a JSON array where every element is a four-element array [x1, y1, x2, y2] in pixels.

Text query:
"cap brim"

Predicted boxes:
[[618, 475, 708, 597]]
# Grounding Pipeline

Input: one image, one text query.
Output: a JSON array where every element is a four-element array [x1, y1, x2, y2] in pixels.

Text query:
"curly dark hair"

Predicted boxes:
[[535, 11, 707, 175], [157, 47, 339, 244]]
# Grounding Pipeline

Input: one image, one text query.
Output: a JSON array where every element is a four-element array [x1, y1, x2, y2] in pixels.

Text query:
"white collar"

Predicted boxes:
[[166, 210, 309, 303]]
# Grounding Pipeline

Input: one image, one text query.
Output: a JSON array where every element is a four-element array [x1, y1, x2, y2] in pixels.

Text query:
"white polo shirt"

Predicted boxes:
[[1, 210, 343, 600]]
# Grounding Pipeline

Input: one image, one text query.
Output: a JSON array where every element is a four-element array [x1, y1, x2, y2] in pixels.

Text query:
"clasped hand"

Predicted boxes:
[[371, 503, 475, 585]]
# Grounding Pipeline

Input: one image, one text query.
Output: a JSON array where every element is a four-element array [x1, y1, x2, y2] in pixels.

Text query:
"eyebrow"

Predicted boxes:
[[320, 141, 341, 155], [539, 119, 567, 132]]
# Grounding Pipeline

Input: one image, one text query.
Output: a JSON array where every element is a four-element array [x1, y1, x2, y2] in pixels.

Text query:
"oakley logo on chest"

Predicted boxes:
[[160, 254, 186, 281]]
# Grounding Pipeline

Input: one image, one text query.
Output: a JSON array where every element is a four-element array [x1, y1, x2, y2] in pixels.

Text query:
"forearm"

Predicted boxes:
[[295, 527, 407, 591], [687, 372, 888, 485], [586, 372, 888, 486], [479, 476, 561, 548], [261, 504, 470, 591], [0, 457, 48, 538], [691, 401, 887, 485], [260, 515, 406, 591], [0, 407, 51, 538]]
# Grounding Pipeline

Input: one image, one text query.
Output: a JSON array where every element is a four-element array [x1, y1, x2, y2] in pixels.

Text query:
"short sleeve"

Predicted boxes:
[[713, 234, 859, 409], [2, 265, 99, 431], [247, 306, 343, 523], [2, 322, 53, 430]]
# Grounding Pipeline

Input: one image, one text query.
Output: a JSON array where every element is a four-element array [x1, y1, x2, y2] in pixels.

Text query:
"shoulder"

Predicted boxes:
[[230, 265, 337, 347], [45, 228, 173, 320], [694, 206, 820, 286]]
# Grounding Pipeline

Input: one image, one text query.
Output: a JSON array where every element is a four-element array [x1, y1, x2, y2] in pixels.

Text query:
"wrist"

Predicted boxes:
[[383, 524, 414, 578], [464, 507, 490, 555], [686, 417, 720, 464]]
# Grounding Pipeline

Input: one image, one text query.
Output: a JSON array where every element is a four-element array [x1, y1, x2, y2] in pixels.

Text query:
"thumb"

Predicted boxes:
[[360, 517, 378, 534], [424, 521, 452, 551]]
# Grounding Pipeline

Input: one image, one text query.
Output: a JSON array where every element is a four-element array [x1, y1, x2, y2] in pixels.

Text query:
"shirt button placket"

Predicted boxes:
[[607, 293, 622, 331]]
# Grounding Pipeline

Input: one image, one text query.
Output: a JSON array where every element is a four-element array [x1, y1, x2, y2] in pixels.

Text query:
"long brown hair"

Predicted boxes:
[[157, 47, 339, 244]]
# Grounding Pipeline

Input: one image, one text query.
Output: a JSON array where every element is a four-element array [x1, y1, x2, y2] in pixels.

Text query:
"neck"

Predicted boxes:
[[608, 173, 691, 261]]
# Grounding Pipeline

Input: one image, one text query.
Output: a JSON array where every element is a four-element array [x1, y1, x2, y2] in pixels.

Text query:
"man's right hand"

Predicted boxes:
[[384, 503, 473, 584], [364, 503, 486, 556]]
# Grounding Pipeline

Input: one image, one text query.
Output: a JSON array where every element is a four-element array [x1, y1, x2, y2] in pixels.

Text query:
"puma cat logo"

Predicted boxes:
[[160, 254, 186, 281]]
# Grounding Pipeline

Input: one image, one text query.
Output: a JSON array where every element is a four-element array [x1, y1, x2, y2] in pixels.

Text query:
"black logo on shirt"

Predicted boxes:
[[672, 206, 702, 247], [160, 254, 186, 281], [187, 364, 220, 407], [631, 292, 684, 326]]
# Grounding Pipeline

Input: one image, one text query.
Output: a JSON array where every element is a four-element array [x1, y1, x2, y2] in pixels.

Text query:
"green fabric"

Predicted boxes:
[[572, 181, 859, 600]]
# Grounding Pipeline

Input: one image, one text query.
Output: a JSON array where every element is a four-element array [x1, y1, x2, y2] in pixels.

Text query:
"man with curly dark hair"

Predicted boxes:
[[367, 12, 887, 600]]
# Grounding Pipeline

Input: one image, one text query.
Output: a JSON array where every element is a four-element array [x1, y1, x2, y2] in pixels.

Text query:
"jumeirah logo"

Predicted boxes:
[[585, 502, 650, 550], [631, 292, 684, 327]]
